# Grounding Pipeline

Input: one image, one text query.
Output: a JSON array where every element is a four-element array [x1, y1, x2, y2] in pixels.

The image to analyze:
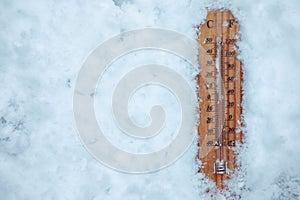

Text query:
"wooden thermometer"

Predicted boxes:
[[197, 10, 243, 188]]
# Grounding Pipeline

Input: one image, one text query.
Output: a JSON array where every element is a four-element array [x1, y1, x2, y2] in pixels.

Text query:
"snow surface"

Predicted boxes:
[[1, 0, 300, 199]]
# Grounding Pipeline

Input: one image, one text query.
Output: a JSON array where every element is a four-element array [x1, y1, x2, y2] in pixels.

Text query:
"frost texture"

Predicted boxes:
[[1, 0, 300, 199], [112, 0, 133, 8]]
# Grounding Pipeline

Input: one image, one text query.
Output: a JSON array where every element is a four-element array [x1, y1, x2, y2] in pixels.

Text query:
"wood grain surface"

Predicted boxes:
[[197, 10, 243, 189]]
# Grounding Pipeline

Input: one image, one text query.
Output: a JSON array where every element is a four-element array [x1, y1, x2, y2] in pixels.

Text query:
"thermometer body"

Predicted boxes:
[[197, 10, 243, 188]]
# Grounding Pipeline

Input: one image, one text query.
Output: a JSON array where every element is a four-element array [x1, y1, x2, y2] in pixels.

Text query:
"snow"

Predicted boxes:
[[1, 0, 300, 199]]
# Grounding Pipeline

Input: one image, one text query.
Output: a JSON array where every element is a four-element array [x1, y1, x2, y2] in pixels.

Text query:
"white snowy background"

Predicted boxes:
[[1, 0, 300, 199]]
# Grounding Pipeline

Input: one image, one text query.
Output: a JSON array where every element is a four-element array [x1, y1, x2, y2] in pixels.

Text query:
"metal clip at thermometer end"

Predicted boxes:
[[214, 160, 227, 175]]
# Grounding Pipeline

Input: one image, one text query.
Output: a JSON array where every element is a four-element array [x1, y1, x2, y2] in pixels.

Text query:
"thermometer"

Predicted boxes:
[[197, 10, 243, 188]]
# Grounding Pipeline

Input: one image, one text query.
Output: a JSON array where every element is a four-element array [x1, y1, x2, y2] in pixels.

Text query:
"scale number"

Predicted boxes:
[[206, 117, 213, 123], [228, 140, 236, 146], [206, 60, 213, 66], [228, 127, 235, 133], [228, 64, 235, 69], [228, 102, 235, 108], [227, 76, 235, 82], [205, 37, 213, 44], [225, 51, 235, 57], [206, 105, 213, 112], [205, 71, 214, 78], [228, 89, 235, 95], [225, 38, 235, 44]]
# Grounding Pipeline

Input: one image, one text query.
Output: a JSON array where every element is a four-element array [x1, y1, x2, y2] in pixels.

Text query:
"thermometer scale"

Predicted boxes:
[[197, 10, 243, 188]]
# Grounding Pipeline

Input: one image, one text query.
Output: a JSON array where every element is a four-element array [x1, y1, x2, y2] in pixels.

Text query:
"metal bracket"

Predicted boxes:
[[214, 160, 227, 174]]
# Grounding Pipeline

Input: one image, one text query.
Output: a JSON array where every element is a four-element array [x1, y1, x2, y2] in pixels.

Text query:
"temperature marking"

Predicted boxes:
[[197, 10, 244, 189]]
